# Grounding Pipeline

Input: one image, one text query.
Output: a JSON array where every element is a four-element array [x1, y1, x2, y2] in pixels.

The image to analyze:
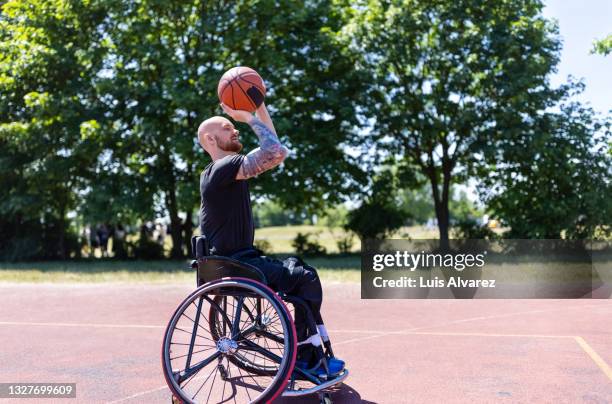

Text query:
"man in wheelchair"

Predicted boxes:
[[196, 101, 345, 379]]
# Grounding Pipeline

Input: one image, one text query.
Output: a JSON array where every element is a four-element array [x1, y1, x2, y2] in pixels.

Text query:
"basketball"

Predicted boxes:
[[217, 66, 266, 112]]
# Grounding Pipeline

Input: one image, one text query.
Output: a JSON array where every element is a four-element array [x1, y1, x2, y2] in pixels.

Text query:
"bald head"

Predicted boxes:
[[197, 116, 242, 158], [198, 116, 229, 149]]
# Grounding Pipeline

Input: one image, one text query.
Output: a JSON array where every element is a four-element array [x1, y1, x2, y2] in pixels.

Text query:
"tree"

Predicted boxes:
[[481, 100, 611, 239], [398, 185, 435, 225], [346, 0, 564, 246], [0, 0, 109, 259], [101, 0, 368, 257]]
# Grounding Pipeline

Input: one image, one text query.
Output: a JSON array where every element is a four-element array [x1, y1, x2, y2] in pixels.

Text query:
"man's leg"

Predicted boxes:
[[241, 254, 324, 365], [285, 261, 323, 365]]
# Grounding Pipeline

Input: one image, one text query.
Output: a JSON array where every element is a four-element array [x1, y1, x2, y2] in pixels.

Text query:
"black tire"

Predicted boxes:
[[162, 278, 297, 404]]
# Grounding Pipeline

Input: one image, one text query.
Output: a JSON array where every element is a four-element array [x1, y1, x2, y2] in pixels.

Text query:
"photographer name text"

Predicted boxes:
[[372, 276, 496, 288]]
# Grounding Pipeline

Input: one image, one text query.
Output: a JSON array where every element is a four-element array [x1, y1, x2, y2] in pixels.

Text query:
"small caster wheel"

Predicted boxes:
[[319, 392, 333, 404]]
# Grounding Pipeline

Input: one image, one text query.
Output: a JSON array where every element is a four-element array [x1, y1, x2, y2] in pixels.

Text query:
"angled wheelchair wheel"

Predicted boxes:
[[162, 278, 297, 404]]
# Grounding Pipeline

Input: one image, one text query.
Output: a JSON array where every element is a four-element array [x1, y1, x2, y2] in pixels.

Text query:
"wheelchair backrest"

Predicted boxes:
[[191, 235, 210, 258]]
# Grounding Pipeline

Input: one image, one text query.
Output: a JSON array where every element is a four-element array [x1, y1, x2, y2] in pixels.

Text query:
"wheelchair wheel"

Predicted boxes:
[[162, 278, 297, 404], [209, 294, 288, 377]]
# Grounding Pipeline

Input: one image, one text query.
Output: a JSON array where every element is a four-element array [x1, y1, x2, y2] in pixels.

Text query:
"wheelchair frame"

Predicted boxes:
[[161, 236, 348, 404]]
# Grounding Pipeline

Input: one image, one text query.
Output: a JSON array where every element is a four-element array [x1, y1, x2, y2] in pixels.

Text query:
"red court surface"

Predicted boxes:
[[0, 282, 610, 403]]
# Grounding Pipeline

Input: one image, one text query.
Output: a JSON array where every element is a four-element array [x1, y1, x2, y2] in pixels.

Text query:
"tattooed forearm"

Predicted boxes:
[[250, 117, 280, 147], [236, 117, 288, 180]]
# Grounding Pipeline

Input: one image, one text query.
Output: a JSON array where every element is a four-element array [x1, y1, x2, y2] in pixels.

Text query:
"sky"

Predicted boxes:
[[543, 0, 612, 114]]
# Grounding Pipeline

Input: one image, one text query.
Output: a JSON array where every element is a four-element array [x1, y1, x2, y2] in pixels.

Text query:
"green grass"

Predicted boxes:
[[254, 225, 357, 254], [254, 224, 440, 254], [0, 224, 513, 284], [0, 255, 360, 284]]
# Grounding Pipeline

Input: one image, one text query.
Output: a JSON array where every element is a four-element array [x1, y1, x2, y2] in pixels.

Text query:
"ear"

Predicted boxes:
[[205, 133, 216, 146], [198, 132, 212, 150]]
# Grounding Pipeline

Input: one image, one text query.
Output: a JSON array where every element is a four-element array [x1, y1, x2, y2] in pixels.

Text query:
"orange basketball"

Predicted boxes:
[[217, 66, 266, 113]]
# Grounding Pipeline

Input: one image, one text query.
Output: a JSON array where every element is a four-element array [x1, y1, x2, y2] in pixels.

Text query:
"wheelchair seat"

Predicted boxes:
[[191, 236, 267, 286]]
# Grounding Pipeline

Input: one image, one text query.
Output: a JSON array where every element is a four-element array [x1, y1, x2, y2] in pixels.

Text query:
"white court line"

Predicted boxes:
[[1, 302, 606, 331], [106, 384, 169, 404], [406, 303, 610, 331], [575, 336, 612, 382], [334, 330, 576, 347], [397, 331, 575, 339], [0, 321, 385, 334], [334, 302, 610, 347], [332, 331, 574, 348], [0, 321, 164, 329]]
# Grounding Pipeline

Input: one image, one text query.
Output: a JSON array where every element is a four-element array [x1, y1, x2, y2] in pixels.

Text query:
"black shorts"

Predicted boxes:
[[230, 248, 314, 293]]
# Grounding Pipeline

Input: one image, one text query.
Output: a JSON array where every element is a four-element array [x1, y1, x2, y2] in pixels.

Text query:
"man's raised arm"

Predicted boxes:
[[220, 103, 289, 180]]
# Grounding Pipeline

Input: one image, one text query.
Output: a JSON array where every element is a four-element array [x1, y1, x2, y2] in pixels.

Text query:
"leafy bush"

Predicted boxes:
[[0, 236, 41, 261], [345, 169, 406, 240], [254, 238, 273, 255], [254, 200, 311, 227], [452, 218, 498, 240], [346, 202, 404, 240], [291, 232, 327, 256], [318, 205, 349, 228], [336, 234, 355, 254], [133, 238, 164, 260], [0, 217, 82, 261]]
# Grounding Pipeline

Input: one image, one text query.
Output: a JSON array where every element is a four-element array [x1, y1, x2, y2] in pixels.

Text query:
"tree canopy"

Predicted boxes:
[[345, 0, 566, 244]]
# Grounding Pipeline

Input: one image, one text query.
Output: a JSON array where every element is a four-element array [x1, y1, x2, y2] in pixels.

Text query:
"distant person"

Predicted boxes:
[[155, 222, 167, 246], [81, 225, 92, 257], [89, 224, 100, 258], [113, 224, 128, 259], [97, 223, 110, 258]]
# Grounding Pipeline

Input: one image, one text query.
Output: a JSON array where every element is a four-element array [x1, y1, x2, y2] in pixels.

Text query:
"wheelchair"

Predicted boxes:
[[161, 236, 349, 404]]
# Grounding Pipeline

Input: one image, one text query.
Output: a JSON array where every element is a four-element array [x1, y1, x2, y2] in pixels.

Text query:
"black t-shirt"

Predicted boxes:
[[199, 154, 254, 256]]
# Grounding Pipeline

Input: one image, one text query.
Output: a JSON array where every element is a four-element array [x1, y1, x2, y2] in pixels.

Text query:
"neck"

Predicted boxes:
[[210, 149, 237, 161]]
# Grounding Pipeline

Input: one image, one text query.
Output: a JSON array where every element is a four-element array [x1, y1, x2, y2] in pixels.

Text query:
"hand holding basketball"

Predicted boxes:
[[220, 102, 253, 124]]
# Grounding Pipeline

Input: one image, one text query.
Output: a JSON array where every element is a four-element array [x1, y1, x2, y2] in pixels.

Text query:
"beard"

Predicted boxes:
[[216, 137, 243, 153]]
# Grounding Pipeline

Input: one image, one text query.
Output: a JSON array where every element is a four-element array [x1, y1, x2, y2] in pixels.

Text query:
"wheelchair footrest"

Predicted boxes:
[[282, 369, 349, 397]]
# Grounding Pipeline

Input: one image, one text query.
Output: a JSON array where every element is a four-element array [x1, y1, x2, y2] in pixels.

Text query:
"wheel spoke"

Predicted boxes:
[[203, 294, 233, 331], [257, 329, 285, 345], [170, 346, 216, 361], [171, 342, 213, 347], [239, 339, 284, 364], [186, 296, 205, 369], [174, 326, 213, 342], [234, 324, 257, 341], [231, 296, 244, 339], [179, 351, 222, 383]]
